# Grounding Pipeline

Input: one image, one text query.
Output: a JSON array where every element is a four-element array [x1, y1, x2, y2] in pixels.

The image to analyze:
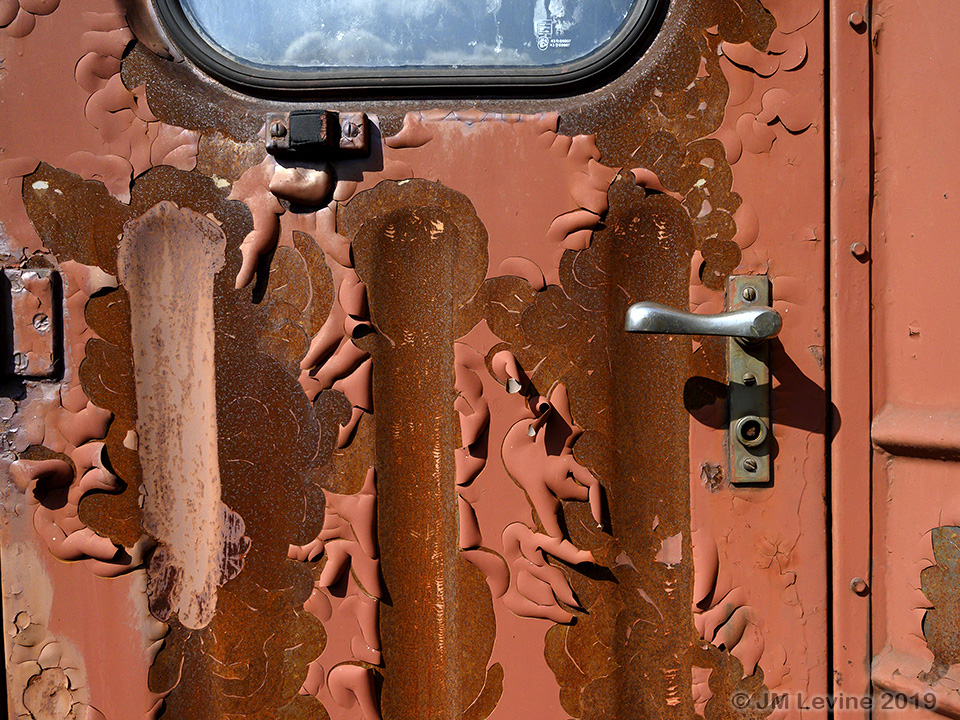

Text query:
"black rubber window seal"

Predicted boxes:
[[153, 0, 669, 99]]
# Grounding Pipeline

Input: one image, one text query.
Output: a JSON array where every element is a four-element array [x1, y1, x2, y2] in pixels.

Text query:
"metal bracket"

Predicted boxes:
[[3, 268, 61, 380], [728, 275, 773, 485], [265, 110, 370, 158]]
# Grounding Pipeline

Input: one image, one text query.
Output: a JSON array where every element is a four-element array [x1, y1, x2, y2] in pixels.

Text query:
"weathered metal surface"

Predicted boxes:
[[869, 2, 960, 718], [868, 2, 960, 719], [828, 0, 873, 709], [3, 268, 59, 379], [685, 2, 829, 716], [0, 1, 831, 719]]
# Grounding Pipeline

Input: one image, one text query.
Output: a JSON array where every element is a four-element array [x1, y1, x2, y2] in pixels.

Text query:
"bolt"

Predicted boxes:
[[741, 286, 757, 302], [742, 458, 758, 473], [270, 122, 287, 138], [850, 577, 869, 596], [742, 372, 757, 386], [848, 11, 867, 32], [342, 121, 360, 139], [850, 241, 868, 258]]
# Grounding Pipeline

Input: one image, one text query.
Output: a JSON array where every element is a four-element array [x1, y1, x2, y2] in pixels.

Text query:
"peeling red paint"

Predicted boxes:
[[689, 0, 828, 713], [0, 0, 834, 716], [293, 468, 382, 720]]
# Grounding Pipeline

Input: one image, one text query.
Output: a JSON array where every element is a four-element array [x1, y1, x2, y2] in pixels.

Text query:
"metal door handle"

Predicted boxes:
[[624, 302, 781, 341], [623, 276, 779, 485]]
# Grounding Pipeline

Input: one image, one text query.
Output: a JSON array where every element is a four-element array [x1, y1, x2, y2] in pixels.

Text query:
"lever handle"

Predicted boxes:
[[624, 302, 782, 341]]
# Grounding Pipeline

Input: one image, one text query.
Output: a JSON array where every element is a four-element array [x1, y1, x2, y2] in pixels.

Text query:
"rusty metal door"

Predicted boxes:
[[0, 0, 831, 719]]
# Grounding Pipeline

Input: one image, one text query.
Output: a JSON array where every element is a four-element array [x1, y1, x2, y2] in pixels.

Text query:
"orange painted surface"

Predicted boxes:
[[870, 5, 960, 717], [0, 1, 845, 718]]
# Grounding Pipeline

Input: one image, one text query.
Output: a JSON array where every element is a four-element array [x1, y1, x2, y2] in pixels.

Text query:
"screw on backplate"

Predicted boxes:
[[742, 457, 758, 473], [342, 122, 360, 139], [741, 286, 757, 302], [270, 122, 287, 138], [850, 577, 869, 596], [742, 372, 757, 386]]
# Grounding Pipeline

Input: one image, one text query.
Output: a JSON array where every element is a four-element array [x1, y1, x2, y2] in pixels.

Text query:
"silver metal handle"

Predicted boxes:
[[624, 302, 782, 341]]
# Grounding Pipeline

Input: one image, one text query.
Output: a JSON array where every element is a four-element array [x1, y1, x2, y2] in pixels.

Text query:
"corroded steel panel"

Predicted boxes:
[[0, 1, 829, 719]]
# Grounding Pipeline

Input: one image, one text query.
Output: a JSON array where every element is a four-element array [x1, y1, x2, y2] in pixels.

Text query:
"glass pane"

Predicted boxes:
[[179, 0, 645, 69]]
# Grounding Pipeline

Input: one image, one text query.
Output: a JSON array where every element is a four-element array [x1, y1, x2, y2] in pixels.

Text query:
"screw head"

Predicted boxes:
[[342, 122, 360, 139], [741, 286, 757, 302], [742, 457, 758, 473], [270, 122, 287, 138], [742, 372, 757, 386], [850, 241, 868, 258], [850, 577, 869, 596], [32, 313, 50, 332]]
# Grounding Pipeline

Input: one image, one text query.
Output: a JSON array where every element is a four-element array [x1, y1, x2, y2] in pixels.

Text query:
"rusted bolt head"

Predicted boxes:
[[850, 241, 868, 258], [342, 122, 360, 139], [742, 286, 757, 302], [850, 577, 869, 596], [742, 457, 758, 473], [270, 122, 287, 138]]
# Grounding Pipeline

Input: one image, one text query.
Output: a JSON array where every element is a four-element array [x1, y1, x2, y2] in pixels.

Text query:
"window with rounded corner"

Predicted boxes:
[[155, 0, 666, 96]]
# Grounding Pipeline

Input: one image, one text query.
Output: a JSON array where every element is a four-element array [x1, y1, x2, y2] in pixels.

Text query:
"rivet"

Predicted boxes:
[[270, 122, 287, 138], [742, 457, 758, 473], [850, 577, 869, 596], [850, 241, 868, 258], [342, 122, 360, 139], [741, 286, 757, 302], [848, 11, 867, 32]]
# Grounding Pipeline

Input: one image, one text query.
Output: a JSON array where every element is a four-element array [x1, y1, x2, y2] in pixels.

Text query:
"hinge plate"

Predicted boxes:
[[4, 268, 61, 380]]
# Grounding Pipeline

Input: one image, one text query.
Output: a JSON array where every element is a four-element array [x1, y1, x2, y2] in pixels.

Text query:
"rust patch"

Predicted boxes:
[[20, 163, 340, 717], [699, 461, 724, 492], [920, 526, 960, 683], [339, 179, 497, 720]]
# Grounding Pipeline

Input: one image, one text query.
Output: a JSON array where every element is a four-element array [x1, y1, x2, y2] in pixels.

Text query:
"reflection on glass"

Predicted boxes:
[[179, 0, 644, 69]]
